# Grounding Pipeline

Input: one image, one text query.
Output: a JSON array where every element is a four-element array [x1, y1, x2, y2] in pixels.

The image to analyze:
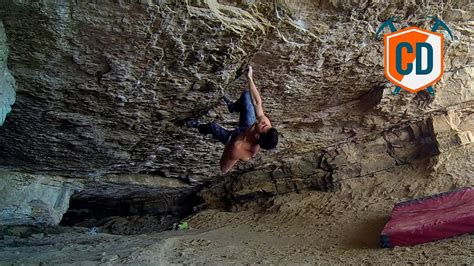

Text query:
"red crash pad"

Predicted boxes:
[[380, 187, 474, 247]]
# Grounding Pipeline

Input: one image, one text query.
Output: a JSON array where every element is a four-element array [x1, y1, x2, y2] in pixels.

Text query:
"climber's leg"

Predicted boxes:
[[232, 90, 257, 128], [197, 121, 233, 145], [223, 95, 235, 113]]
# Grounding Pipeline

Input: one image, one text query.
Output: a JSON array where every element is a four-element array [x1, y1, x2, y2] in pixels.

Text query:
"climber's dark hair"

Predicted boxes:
[[257, 128, 278, 150]]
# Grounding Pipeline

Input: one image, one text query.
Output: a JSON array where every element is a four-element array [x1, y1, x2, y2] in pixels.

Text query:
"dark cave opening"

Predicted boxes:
[[60, 181, 205, 235]]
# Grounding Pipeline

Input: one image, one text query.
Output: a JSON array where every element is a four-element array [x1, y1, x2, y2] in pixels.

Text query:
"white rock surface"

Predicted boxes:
[[0, 171, 82, 225], [0, 21, 16, 126]]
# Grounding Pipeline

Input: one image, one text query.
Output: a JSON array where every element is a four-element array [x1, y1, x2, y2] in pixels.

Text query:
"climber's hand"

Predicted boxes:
[[247, 65, 253, 79]]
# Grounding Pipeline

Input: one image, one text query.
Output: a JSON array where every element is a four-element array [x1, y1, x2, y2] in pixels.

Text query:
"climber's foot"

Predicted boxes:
[[185, 118, 200, 128], [223, 95, 235, 113]]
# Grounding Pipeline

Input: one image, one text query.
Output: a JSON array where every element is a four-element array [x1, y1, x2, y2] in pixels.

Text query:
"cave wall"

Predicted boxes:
[[0, 0, 472, 225]]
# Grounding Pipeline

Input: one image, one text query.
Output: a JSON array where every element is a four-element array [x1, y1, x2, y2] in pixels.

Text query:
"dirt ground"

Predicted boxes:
[[0, 160, 473, 265]]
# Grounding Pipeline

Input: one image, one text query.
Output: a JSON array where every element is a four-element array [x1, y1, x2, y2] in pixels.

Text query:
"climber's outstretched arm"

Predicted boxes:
[[220, 156, 237, 174], [220, 145, 239, 174], [247, 66, 265, 119]]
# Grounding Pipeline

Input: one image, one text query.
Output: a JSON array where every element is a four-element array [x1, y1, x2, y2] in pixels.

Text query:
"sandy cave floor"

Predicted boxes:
[[0, 161, 473, 265]]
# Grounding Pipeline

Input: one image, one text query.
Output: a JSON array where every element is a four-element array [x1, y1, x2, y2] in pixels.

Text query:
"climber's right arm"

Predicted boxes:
[[247, 66, 265, 119]]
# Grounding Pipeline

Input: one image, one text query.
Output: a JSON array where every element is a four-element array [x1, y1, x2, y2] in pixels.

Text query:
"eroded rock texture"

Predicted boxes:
[[0, 1, 472, 226], [0, 0, 266, 179]]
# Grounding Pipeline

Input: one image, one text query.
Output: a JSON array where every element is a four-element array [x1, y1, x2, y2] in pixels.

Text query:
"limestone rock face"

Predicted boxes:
[[0, 1, 266, 180], [0, 171, 82, 225], [0, 1, 472, 224]]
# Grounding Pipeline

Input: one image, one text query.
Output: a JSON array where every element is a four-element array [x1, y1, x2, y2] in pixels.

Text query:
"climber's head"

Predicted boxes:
[[254, 116, 278, 150], [256, 127, 278, 150]]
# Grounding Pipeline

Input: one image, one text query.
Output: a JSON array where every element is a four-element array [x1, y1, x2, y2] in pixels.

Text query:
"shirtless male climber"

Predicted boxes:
[[187, 66, 278, 174]]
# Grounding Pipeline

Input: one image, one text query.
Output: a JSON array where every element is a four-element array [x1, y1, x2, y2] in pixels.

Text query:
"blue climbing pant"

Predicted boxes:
[[199, 91, 256, 144]]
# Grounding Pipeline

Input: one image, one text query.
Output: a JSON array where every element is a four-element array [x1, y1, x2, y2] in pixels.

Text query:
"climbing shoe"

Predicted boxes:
[[185, 118, 200, 128], [223, 95, 235, 113]]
